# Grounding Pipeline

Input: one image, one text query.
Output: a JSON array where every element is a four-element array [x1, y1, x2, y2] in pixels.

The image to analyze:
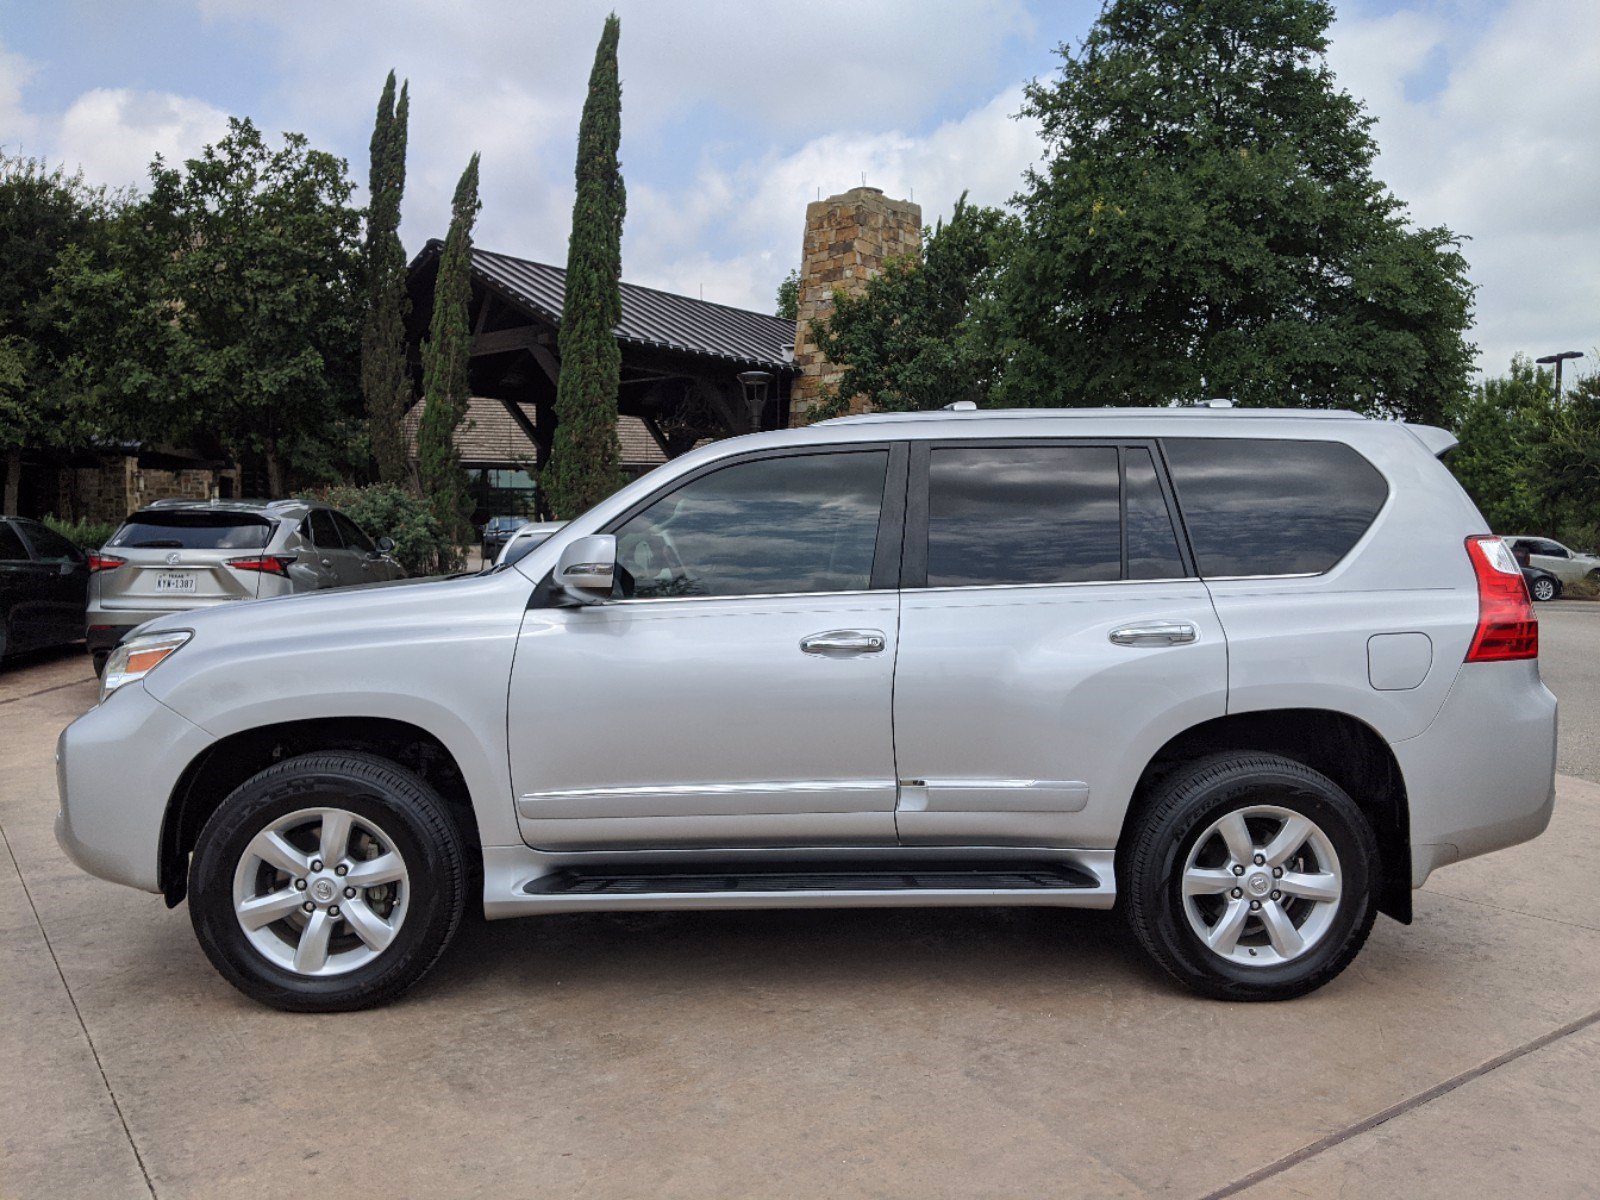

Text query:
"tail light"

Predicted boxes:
[[225, 554, 297, 578], [1464, 535, 1537, 662], [87, 553, 126, 573]]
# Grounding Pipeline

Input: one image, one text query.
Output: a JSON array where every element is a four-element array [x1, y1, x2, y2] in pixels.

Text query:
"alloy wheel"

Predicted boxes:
[[231, 806, 410, 977], [1179, 804, 1343, 966]]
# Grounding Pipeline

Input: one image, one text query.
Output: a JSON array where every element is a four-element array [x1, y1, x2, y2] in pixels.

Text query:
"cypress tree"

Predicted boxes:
[[416, 154, 481, 564], [544, 13, 626, 520], [361, 71, 414, 486]]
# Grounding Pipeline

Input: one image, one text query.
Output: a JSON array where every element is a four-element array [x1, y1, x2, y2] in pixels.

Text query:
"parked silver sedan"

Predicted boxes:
[[86, 499, 404, 671]]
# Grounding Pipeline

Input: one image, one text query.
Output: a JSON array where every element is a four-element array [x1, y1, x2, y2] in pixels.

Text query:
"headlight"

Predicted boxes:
[[100, 631, 192, 703]]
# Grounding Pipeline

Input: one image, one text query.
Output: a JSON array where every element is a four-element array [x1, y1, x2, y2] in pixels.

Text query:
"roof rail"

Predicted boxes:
[[819, 406, 1368, 426]]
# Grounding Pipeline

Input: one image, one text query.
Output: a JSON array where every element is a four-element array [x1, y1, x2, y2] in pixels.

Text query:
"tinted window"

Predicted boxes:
[[0, 522, 27, 560], [1124, 448, 1185, 580], [18, 521, 81, 562], [307, 510, 342, 549], [612, 451, 887, 598], [927, 446, 1122, 586], [110, 511, 273, 551], [1163, 438, 1388, 576], [332, 511, 375, 554]]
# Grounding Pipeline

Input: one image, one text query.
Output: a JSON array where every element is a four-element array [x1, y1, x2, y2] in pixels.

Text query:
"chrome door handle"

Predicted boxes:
[[800, 629, 887, 656], [320, 558, 333, 568], [1109, 621, 1198, 647]]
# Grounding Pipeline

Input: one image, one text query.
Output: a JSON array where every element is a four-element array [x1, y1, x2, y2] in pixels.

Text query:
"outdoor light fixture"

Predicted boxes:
[[1535, 350, 1584, 400], [737, 370, 773, 431]]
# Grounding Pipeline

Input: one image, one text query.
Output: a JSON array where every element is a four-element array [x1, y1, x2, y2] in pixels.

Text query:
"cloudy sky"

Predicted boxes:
[[2, 0, 1595, 377]]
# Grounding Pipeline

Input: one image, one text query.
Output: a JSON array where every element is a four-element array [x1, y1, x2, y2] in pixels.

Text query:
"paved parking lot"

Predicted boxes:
[[4, 615, 1600, 1199]]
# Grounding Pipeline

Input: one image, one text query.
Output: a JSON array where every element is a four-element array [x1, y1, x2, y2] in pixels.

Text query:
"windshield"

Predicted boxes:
[[501, 530, 555, 566], [110, 511, 275, 551]]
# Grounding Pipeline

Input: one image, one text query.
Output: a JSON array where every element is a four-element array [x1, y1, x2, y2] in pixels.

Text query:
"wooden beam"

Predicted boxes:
[[638, 413, 673, 459], [470, 324, 544, 358], [497, 398, 539, 450], [526, 342, 561, 387]]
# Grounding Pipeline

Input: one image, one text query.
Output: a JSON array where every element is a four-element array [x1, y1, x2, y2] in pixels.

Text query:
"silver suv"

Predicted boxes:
[[85, 499, 405, 671], [55, 409, 1557, 1011]]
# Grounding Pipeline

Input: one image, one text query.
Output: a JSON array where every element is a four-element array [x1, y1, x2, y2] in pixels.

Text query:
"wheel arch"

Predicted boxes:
[[1119, 708, 1412, 923], [160, 717, 482, 907]]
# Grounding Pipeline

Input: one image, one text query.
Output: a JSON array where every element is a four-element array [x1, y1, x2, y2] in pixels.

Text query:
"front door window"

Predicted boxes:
[[610, 451, 888, 599]]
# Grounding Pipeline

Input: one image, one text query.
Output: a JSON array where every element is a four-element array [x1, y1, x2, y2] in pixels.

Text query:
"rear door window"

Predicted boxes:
[[1162, 438, 1389, 576], [110, 511, 274, 551], [307, 510, 343, 549], [0, 522, 28, 561], [921, 444, 1188, 587], [18, 522, 82, 563], [331, 512, 376, 554]]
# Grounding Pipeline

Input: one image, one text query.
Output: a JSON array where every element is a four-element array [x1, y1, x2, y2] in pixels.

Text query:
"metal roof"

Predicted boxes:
[[415, 240, 796, 373]]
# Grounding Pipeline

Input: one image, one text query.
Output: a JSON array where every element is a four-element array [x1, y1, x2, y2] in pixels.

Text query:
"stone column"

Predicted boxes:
[[789, 186, 921, 425]]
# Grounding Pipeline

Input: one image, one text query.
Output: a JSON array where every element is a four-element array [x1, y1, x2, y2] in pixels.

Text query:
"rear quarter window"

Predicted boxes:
[[1162, 438, 1389, 577]]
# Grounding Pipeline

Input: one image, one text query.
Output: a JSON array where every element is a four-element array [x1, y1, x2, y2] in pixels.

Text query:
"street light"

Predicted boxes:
[[737, 370, 773, 432], [1535, 351, 1584, 401]]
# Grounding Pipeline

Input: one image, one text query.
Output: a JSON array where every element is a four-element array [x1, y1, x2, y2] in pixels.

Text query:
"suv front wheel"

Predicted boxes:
[[189, 752, 467, 1012], [1123, 753, 1378, 1001]]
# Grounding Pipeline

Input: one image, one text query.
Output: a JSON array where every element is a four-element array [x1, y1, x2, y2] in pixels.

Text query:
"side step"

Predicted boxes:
[[480, 850, 1117, 917], [529, 861, 1097, 895]]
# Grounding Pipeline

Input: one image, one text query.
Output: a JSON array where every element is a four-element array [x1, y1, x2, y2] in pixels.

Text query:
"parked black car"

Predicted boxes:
[[1523, 565, 1561, 602], [0, 517, 90, 660], [1508, 539, 1562, 601], [480, 514, 530, 562]]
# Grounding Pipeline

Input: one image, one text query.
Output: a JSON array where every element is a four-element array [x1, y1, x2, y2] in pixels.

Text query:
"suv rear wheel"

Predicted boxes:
[[1123, 753, 1377, 1001], [188, 752, 467, 1012]]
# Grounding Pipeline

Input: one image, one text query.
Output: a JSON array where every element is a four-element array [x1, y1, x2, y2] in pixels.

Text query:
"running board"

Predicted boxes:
[[481, 848, 1117, 917]]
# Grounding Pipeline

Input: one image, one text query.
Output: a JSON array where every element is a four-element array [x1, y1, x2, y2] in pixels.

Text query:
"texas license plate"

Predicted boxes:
[[156, 572, 197, 593]]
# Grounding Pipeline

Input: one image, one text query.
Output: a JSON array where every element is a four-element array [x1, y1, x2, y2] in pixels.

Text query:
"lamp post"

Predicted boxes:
[[737, 370, 773, 432], [1535, 351, 1584, 401]]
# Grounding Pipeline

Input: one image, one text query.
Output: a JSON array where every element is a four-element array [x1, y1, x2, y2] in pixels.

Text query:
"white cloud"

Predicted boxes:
[[622, 87, 1042, 313], [1329, 0, 1600, 375], [56, 88, 231, 190], [0, 36, 229, 192], [0, 37, 44, 154]]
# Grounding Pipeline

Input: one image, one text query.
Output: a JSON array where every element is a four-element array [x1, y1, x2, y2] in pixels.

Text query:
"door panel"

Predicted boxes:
[[892, 439, 1226, 847], [509, 592, 900, 849], [508, 444, 906, 851], [893, 581, 1226, 845]]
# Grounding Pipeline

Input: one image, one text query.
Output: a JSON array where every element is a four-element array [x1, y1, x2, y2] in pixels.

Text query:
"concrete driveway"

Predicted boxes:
[[3, 631, 1599, 1199]]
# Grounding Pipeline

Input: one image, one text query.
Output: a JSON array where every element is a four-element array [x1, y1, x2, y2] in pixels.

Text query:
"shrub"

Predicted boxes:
[[43, 514, 120, 551], [300, 483, 460, 575]]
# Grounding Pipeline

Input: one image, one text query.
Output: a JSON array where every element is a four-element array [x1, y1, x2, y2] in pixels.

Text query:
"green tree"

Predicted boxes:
[[416, 153, 481, 562], [1446, 355, 1552, 533], [0, 155, 119, 511], [1001, 0, 1476, 420], [362, 71, 414, 487], [775, 268, 800, 321], [808, 195, 1016, 419], [57, 119, 363, 496], [544, 13, 626, 521]]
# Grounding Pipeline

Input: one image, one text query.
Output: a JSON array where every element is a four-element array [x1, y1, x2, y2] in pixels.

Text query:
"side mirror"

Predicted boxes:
[[556, 534, 617, 605], [375, 536, 395, 554]]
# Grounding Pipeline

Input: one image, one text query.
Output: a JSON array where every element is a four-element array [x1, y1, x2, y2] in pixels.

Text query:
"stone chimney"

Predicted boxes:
[[789, 186, 921, 424]]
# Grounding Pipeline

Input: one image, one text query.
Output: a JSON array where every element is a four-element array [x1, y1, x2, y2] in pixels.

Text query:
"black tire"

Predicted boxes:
[[189, 751, 468, 1012], [1123, 753, 1378, 1001], [91, 650, 108, 677], [1530, 575, 1559, 602]]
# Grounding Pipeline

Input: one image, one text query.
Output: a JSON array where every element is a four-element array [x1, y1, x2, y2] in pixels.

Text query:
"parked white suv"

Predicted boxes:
[[55, 408, 1557, 1011], [1500, 536, 1600, 587]]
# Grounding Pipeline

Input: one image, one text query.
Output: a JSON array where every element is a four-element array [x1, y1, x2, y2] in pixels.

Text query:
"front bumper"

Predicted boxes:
[[55, 683, 215, 893], [1394, 659, 1558, 886]]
